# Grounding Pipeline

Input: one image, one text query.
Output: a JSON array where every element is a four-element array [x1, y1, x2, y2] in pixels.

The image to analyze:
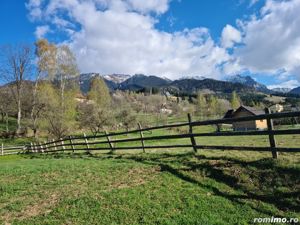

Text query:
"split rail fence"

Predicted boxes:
[[1, 108, 300, 159]]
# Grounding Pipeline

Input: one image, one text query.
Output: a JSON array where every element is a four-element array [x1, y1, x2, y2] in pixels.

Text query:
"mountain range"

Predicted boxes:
[[271, 88, 292, 93], [77, 73, 300, 95], [226, 75, 271, 93], [290, 86, 300, 95], [2, 73, 299, 96], [78, 73, 277, 95]]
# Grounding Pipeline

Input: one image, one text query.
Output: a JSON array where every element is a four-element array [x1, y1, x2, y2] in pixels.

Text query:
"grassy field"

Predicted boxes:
[[1, 117, 299, 224], [0, 148, 299, 224]]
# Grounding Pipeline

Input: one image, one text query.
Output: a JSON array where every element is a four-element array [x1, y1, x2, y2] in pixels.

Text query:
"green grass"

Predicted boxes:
[[0, 137, 35, 146], [0, 121, 299, 224], [0, 117, 17, 132], [0, 150, 299, 225]]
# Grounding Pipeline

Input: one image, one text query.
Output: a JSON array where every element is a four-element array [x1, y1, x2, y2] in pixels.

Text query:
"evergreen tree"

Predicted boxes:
[[78, 77, 113, 135], [230, 91, 240, 109], [88, 77, 111, 108]]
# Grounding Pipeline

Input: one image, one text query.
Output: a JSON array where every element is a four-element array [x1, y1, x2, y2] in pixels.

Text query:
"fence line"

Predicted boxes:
[[1, 108, 300, 158]]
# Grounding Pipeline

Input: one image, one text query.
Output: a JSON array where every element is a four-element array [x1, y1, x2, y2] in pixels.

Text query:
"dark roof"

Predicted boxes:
[[233, 105, 265, 116], [223, 105, 265, 120], [223, 109, 234, 119]]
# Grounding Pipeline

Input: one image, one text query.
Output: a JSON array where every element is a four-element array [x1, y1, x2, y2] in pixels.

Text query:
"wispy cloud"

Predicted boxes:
[[25, 0, 232, 79], [25, 0, 300, 87], [34, 25, 50, 39]]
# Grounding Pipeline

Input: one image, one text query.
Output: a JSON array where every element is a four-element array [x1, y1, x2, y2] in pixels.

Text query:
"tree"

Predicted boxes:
[[55, 45, 79, 110], [206, 95, 218, 117], [38, 83, 77, 139], [0, 44, 32, 133], [0, 87, 15, 132], [77, 77, 113, 135], [196, 92, 207, 118], [230, 91, 240, 109], [78, 103, 114, 136], [32, 44, 79, 139], [117, 106, 137, 132], [30, 39, 57, 137], [87, 77, 111, 107]]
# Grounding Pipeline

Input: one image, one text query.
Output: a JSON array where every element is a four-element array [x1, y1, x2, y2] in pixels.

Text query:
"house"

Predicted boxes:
[[160, 103, 173, 114], [224, 105, 267, 131], [269, 104, 284, 113], [74, 93, 87, 103]]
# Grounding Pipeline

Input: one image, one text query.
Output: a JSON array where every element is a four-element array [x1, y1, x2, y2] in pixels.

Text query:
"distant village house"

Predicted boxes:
[[269, 103, 284, 113], [224, 105, 267, 131]]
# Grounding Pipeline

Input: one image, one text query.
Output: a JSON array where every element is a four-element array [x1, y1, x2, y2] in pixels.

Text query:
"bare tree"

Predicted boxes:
[[30, 39, 57, 137], [0, 44, 32, 133], [55, 45, 79, 110], [0, 87, 15, 132]]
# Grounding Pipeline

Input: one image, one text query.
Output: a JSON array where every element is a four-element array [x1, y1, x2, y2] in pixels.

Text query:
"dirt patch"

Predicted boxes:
[[20, 192, 60, 219], [2, 191, 60, 224], [109, 166, 161, 190]]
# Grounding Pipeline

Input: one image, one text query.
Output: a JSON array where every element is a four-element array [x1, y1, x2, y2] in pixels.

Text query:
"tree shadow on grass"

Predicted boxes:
[[120, 153, 300, 217], [23, 151, 300, 216]]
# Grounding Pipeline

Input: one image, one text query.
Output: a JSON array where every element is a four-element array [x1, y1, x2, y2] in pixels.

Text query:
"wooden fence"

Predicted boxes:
[[1, 108, 300, 159], [1, 144, 27, 156]]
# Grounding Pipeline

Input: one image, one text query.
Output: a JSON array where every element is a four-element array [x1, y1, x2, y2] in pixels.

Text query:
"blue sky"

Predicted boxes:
[[1, 0, 300, 89], [157, 0, 262, 39]]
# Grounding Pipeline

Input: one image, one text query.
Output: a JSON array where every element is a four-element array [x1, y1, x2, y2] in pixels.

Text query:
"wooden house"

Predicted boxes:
[[224, 105, 267, 131], [269, 103, 284, 113]]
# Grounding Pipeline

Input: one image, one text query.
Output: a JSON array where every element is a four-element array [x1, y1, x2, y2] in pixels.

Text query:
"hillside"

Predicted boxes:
[[1, 148, 299, 224], [1, 74, 299, 99], [272, 87, 292, 93], [227, 75, 271, 93], [119, 74, 171, 91], [164, 78, 255, 94], [290, 86, 300, 95]]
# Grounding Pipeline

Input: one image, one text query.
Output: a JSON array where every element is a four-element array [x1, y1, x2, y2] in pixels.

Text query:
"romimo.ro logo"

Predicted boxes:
[[253, 217, 299, 223]]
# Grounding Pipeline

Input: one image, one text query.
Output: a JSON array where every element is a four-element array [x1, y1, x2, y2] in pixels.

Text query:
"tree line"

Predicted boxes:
[[0, 39, 248, 140]]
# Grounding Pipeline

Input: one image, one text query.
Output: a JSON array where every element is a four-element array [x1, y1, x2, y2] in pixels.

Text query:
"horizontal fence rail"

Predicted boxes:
[[1, 143, 27, 156], [1, 108, 300, 158]]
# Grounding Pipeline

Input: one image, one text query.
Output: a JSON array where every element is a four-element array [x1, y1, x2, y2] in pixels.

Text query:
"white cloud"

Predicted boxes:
[[267, 79, 300, 89], [249, 0, 259, 7], [127, 0, 170, 14], [26, 0, 231, 79], [34, 25, 50, 39], [235, 0, 300, 80], [25, 0, 43, 21], [26, 0, 300, 86], [221, 24, 242, 48]]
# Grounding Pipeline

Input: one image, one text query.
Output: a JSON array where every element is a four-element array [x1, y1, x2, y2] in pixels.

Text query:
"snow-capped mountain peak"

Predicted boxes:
[[180, 75, 207, 80]]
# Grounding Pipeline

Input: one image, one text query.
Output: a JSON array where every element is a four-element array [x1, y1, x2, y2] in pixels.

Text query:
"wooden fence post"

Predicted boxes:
[[69, 136, 75, 153], [34, 143, 37, 153], [265, 108, 278, 159], [30, 142, 33, 153], [38, 142, 42, 153], [44, 141, 48, 153], [1, 143, 3, 156], [22, 145, 27, 154], [83, 133, 90, 153], [53, 139, 57, 151], [41, 142, 45, 153], [187, 113, 197, 153], [138, 123, 145, 153], [105, 131, 114, 152], [60, 138, 65, 153]]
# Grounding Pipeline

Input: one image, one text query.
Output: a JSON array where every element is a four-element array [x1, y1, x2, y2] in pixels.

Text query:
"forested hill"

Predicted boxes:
[[1, 73, 300, 97], [78, 73, 257, 94]]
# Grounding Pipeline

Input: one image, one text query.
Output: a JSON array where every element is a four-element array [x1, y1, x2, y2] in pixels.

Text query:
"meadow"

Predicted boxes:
[[0, 116, 300, 224], [0, 127, 299, 224]]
